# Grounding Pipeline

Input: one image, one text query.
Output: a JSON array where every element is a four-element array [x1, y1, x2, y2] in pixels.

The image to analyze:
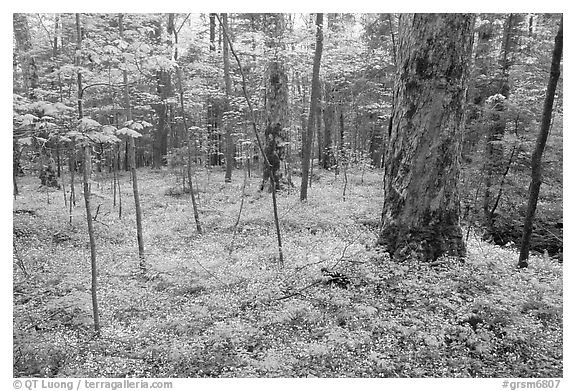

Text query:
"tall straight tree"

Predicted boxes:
[[151, 16, 173, 168], [301, 13, 324, 201], [119, 14, 146, 272], [377, 14, 474, 261], [260, 14, 289, 191], [170, 13, 203, 234], [13, 13, 38, 98], [222, 13, 234, 183], [482, 13, 523, 237], [76, 13, 100, 334], [518, 16, 563, 268]]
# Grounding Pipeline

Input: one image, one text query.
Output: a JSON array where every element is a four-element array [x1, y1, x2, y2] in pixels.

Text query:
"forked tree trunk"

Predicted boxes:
[[518, 17, 563, 267], [377, 14, 474, 262]]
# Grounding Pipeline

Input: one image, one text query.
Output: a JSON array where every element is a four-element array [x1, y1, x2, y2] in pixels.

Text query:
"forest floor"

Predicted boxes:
[[13, 167, 562, 378]]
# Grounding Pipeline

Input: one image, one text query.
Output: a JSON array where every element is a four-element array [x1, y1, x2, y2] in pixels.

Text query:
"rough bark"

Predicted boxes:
[[300, 13, 323, 201], [377, 14, 474, 262], [261, 14, 288, 191], [518, 17, 562, 267]]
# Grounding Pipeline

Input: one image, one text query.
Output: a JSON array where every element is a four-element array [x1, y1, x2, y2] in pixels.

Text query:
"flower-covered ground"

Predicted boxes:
[[13, 167, 562, 377]]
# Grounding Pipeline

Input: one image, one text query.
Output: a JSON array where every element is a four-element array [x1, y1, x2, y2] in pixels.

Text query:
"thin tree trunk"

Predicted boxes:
[[83, 145, 100, 333], [69, 143, 76, 224], [129, 137, 145, 271], [187, 128, 203, 234], [518, 17, 562, 267], [13, 169, 18, 199], [222, 13, 234, 183], [300, 13, 323, 201], [167, 15, 203, 233], [309, 125, 314, 189], [229, 165, 248, 254], [62, 176, 67, 208], [76, 13, 99, 334], [342, 163, 348, 201], [316, 103, 322, 169], [387, 14, 397, 67], [118, 176, 123, 220], [56, 144, 61, 177], [13, 140, 20, 198], [322, 82, 334, 169], [177, 69, 203, 234], [112, 148, 117, 207], [119, 13, 145, 271]]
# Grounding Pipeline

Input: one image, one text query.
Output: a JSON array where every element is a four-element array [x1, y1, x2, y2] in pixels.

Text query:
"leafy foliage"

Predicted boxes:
[[12, 12, 562, 378]]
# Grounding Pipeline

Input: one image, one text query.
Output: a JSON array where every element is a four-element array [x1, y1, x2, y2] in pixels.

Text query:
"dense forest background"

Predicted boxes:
[[12, 13, 563, 379], [13, 13, 563, 256]]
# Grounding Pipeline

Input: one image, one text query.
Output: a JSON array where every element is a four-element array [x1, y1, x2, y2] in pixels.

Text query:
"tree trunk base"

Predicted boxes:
[[377, 223, 466, 262]]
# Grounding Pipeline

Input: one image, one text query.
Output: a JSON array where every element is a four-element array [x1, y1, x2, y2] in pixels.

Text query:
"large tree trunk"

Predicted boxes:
[[300, 13, 323, 200], [518, 17, 562, 267], [377, 14, 474, 262]]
